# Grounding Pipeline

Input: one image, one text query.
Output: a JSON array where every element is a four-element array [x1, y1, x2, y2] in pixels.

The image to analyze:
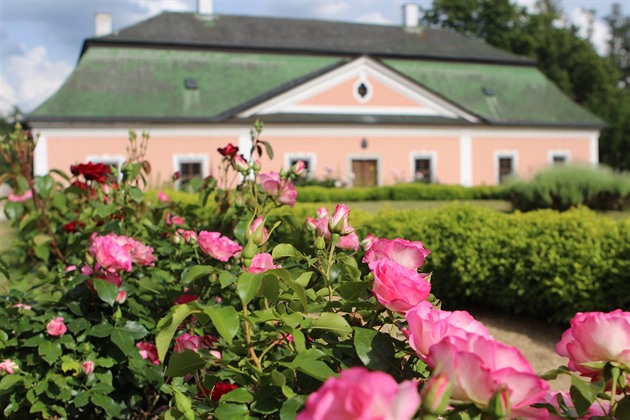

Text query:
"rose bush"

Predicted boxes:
[[0, 123, 629, 419]]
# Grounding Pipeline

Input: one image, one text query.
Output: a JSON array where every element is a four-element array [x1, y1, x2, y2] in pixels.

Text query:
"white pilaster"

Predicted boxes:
[[459, 134, 472, 186]]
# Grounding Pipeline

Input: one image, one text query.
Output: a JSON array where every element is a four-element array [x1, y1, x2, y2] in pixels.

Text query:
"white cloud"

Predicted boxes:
[[353, 11, 394, 25], [131, 0, 193, 15], [3, 45, 73, 113], [0, 75, 18, 117], [569, 6, 610, 55]]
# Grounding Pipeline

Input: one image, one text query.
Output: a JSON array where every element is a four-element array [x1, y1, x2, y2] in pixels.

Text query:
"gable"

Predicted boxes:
[[238, 57, 479, 122]]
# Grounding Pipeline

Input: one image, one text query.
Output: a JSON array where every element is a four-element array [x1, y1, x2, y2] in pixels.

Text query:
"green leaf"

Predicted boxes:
[[615, 394, 630, 419], [0, 374, 23, 391], [293, 359, 336, 381], [172, 388, 195, 420], [89, 321, 114, 338], [38, 340, 62, 365], [203, 305, 239, 345], [110, 321, 148, 354], [34, 245, 50, 264], [280, 396, 307, 420], [155, 304, 200, 362], [93, 278, 119, 306], [165, 349, 206, 377], [353, 327, 397, 372], [182, 265, 216, 285], [214, 403, 250, 420], [294, 272, 313, 288], [309, 313, 352, 337], [34, 175, 54, 198], [237, 272, 262, 305], [261, 274, 280, 303], [570, 376, 604, 416], [272, 244, 301, 259], [128, 186, 144, 203], [91, 393, 122, 418], [33, 234, 53, 247], [221, 388, 254, 403], [337, 281, 371, 300], [23, 335, 45, 347], [261, 139, 274, 160]]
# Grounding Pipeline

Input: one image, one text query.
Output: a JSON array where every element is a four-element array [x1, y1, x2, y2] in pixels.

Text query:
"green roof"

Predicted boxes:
[[384, 60, 603, 126], [31, 48, 342, 120]]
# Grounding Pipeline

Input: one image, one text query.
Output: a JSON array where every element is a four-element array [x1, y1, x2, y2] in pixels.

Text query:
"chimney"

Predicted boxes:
[[198, 0, 213, 16], [95, 12, 112, 37], [402, 3, 419, 29]]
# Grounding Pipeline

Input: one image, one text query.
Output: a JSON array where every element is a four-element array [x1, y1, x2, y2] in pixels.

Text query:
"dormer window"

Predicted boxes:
[[357, 83, 368, 98], [353, 77, 372, 103]]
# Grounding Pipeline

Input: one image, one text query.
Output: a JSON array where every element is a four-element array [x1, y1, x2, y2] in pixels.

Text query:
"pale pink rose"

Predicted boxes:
[[403, 301, 491, 361], [361, 233, 378, 251], [336, 232, 360, 251], [136, 342, 160, 365], [259, 172, 297, 207], [247, 253, 281, 273], [65, 265, 77, 272], [249, 216, 269, 245], [297, 367, 421, 420], [427, 334, 549, 418], [46, 317, 67, 336], [89, 234, 133, 272], [7, 190, 32, 202], [115, 290, 127, 304], [0, 359, 18, 374], [157, 191, 170, 202], [128, 240, 156, 266], [556, 309, 630, 379], [234, 154, 249, 171], [543, 391, 610, 419], [166, 213, 186, 226], [198, 231, 242, 262], [81, 361, 95, 375], [176, 229, 197, 244], [370, 259, 431, 313], [12, 303, 31, 310], [363, 238, 431, 271], [174, 333, 203, 353], [81, 265, 94, 276], [328, 204, 353, 235], [291, 160, 307, 177]]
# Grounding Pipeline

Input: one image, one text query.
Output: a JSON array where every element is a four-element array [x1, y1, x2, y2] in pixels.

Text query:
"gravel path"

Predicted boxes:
[[465, 307, 571, 392]]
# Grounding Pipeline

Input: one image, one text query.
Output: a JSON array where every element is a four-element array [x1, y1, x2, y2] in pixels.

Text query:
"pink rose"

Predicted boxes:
[[115, 290, 127, 304], [129, 240, 156, 266], [259, 172, 297, 207], [136, 342, 160, 365], [363, 238, 431, 271], [12, 303, 31, 310], [234, 154, 249, 171], [81, 361, 95, 375], [297, 367, 421, 420], [556, 309, 630, 379], [370, 259, 431, 313], [336, 232, 360, 251], [328, 204, 353, 235], [89, 234, 133, 272], [404, 301, 491, 361], [427, 334, 549, 418], [198, 231, 242, 262], [248, 216, 269, 245], [7, 190, 32, 202], [65, 265, 77, 272], [157, 191, 170, 202], [174, 333, 203, 353], [46, 317, 67, 336], [175, 229, 197, 244], [360, 233, 378, 251], [166, 213, 186, 226], [543, 391, 610, 419], [291, 160, 307, 177], [0, 359, 18, 374], [247, 253, 281, 273]]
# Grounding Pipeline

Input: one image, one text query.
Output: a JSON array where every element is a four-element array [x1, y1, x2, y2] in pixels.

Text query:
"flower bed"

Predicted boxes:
[[0, 124, 629, 419]]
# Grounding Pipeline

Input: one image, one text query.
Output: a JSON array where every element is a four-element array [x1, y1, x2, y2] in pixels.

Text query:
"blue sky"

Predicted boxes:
[[0, 0, 626, 116]]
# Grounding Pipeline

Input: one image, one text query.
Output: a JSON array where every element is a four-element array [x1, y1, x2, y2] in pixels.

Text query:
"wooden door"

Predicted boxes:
[[351, 159, 377, 187]]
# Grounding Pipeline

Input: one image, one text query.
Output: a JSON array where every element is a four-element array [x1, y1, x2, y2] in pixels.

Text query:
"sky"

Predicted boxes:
[[0, 0, 627, 116]]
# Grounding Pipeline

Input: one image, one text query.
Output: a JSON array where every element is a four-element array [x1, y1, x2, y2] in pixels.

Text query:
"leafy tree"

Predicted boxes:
[[605, 3, 630, 87]]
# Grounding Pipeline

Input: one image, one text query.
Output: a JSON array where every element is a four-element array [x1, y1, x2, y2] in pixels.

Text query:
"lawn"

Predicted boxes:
[[345, 199, 512, 214]]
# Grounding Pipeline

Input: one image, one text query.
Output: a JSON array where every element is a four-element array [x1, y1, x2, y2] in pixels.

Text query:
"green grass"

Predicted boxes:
[[320, 200, 512, 214], [0, 222, 13, 253]]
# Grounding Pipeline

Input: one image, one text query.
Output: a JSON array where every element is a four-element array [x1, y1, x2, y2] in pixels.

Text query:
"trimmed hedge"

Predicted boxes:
[[296, 183, 508, 202], [506, 164, 630, 211], [362, 204, 630, 323]]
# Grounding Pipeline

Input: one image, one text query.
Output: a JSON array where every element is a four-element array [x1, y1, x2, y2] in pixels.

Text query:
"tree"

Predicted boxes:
[[605, 3, 630, 87]]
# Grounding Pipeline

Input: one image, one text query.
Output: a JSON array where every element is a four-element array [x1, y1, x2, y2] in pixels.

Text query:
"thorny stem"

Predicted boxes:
[[323, 235, 338, 302], [242, 306, 263, 372]]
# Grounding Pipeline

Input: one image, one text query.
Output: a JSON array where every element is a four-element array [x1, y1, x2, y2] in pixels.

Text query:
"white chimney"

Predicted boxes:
[[402, 3, 419, 29], [95, 12, 112, 37], [198, 0, 213, 16]]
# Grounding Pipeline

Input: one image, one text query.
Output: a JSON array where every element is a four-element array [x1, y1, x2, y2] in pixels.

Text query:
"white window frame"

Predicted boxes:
[[494, 151, 518, 184], [548, 150, 571, 165], [172, 154, 209, 189], [284, 152, 317, 178], [410, 151, 437, 183], [86, 155, 125, 180]]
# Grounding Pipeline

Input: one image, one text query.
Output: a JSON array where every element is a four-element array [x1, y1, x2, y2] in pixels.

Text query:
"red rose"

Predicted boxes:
[[63, 220, 85, 233], [211, 382, 238, 401], [70, 162, 111, 183], [174, 294, 198, 305], [218, 143, 239, 158]]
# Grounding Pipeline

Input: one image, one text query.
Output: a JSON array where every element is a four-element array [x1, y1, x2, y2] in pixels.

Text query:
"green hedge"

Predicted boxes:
[[296, 183, 508, 202], [362, 204, 630, 323], [506, 164, 630, 211]]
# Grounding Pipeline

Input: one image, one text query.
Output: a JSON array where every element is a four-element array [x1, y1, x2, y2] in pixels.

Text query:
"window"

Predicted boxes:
[[414, 158, 432, 183], [173, 154, 209, 190], [549, 151, 570, 166], [285, 153, 316, 178], [498, 157, 514, 184], [289, 158, 310, 174]]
